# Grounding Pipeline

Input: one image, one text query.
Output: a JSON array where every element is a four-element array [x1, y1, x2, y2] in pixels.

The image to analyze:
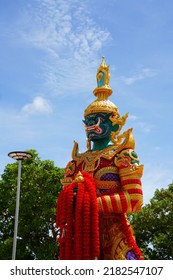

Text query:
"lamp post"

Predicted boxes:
[[8, 151, 33, 260]]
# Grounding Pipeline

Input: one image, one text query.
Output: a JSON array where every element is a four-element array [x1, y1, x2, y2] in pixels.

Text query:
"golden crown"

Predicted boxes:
[[84, 56, 120, 118]]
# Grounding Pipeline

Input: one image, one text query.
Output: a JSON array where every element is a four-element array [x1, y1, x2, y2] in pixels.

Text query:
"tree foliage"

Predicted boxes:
[[130, 184, 173, 260], [0, 150, 64, 260]]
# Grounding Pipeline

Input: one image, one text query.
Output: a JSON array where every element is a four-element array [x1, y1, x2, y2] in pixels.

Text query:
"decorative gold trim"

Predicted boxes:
[[72, 128, 135, 168], [124, 192, 132, 213], [74, 171, 84, 183], [95, 166, 118, 179], [82, 159, 100, 173], [105, 196, 114, 212], [109, 112, 128, 127], [84, 98, 118, 117], [132, 198, 143, 212], [95, 180, 120, 189], [115, 194, 123, 212], [119, 164, 144, 178], [64, 161, 75, 176], [86, 138, 91, 151], [60, 177, 73, 186], [97, 197, 104, 212], [115, 240, 133, 260], [123, 184, 142, 190]]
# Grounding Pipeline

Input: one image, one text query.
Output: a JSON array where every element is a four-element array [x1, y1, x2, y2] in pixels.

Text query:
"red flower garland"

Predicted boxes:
[[74, 182, 85, 259], [65, 184, 74, 259], [82, 190, 90, 259], [82, 172, 100, 259], [56, 172, 100, 260]]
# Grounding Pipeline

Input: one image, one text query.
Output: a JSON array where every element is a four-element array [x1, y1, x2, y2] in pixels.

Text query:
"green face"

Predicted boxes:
[[83, 113, 113, 142]]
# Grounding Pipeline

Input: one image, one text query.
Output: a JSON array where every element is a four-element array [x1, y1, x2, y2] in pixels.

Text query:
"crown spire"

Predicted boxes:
[[93, 56, 112, 100], [84, 57, 119, 118], [100, 56, 106, 67]]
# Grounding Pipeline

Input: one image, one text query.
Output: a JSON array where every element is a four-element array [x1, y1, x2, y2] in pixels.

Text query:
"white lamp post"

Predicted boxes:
[[8, 151, 33, 260]]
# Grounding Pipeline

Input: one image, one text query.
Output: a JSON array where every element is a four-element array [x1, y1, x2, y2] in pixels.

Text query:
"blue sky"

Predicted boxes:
[[0, 0, 173, 204]]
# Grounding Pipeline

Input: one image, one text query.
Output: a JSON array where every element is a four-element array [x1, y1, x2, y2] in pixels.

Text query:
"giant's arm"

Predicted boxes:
[[97, 149, 144, 214]]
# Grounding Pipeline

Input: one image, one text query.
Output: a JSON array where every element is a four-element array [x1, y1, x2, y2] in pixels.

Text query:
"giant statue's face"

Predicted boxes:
[[83, 113, 113, 141]]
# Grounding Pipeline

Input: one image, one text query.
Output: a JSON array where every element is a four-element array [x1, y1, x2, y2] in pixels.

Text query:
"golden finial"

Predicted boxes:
[[96, 56, 110, 88], [84, 57, 116, 117], [74, 171, 84, 183], [101, 56, 106, 67], [93, 56, 112, 101]]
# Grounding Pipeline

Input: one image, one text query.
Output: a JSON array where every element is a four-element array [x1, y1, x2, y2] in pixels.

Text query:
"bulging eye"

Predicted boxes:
[[90, 119, 97, 125], [85, 118, 96, 126]]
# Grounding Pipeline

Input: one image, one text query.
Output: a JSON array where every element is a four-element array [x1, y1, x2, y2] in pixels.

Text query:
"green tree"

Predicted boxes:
[[0, 150, 64, 260], [130, 184, 173, 260]]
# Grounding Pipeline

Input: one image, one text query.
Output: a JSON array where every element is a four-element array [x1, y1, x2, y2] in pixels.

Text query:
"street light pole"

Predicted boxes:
[[12, 159, 22, 260], [8, 151, 33, 260]]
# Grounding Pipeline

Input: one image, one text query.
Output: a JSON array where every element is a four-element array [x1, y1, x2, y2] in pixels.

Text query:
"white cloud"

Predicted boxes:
[[21, 96, 52, 115], [128, 114, 138, 121], [20, 0, 110, 62], [121, 68, 156, 85], [16, 0, 111, 95]]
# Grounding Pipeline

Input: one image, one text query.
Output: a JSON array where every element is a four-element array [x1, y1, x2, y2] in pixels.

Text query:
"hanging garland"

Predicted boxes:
[[56, 172, 100, 260], [74, 182, 85, 259], [82, 190, 91, 259], [82, 172, 100, 259], [65, 184, 74, 259]]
